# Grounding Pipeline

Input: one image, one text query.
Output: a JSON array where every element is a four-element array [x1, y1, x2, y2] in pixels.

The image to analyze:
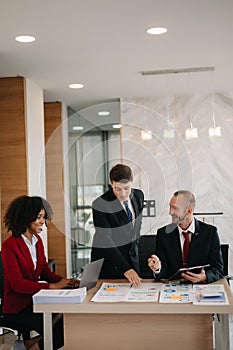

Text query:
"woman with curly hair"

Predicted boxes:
[[1, 195, 79, 350]]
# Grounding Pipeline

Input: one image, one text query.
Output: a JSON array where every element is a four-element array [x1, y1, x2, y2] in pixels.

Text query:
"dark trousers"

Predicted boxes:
[[4, 306, 64, 350]]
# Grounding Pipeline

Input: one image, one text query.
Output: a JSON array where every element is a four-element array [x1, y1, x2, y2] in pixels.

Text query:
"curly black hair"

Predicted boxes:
[[3, 195, 53, 237]]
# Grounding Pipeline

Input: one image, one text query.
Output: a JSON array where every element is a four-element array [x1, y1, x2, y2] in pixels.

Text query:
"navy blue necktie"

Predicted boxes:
[[123, 200, 133, 229]]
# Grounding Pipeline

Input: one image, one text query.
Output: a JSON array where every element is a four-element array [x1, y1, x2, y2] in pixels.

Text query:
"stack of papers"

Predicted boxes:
[[91, 283, 161, 302], [33, 287, 87, 304]]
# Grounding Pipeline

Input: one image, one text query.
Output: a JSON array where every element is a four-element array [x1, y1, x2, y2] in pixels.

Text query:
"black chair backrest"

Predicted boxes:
[[138, 235, 156, 278], [220, 244, 229, 277]]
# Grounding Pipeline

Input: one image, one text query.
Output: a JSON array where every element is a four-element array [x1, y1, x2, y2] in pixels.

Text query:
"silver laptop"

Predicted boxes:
[[79, 258, 104, 290]]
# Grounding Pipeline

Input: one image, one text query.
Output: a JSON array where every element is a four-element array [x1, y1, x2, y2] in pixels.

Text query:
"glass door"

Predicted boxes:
[[69, 130, 120, 276]]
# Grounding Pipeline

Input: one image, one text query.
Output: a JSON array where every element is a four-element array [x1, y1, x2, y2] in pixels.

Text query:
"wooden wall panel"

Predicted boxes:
[[0, 77, 27, 242], [44, 102, 66, 276]]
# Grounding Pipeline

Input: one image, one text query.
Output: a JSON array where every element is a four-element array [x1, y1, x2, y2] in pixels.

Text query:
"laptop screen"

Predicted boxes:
[[79, 258, 104, 290]]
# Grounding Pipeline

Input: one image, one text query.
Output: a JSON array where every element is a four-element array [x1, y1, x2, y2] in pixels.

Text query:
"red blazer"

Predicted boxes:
[[1, 234, 62, 314]]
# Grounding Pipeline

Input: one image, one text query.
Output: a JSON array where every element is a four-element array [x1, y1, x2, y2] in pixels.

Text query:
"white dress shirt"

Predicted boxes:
[[153, 219, 195, 276], [21, 234, 38, 270], [121, 198, 135, 224], [177, 218, 195, 252]]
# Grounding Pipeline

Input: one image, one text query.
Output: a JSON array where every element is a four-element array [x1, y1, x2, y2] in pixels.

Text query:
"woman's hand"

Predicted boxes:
[[67, 277, 80, 288], [49, 278, 80, 289]]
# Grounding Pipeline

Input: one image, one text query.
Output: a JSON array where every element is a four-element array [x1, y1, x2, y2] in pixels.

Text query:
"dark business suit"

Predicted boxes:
[[155, 219, 223, 283], [91, 187, 144, 278]]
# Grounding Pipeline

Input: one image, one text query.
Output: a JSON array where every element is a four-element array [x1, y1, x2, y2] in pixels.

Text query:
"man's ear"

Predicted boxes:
[[188, 206, 193, 215]]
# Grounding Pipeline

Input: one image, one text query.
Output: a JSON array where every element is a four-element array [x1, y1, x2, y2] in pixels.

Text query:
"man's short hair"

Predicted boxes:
[[109, 164, 133, 183], [173, 190, 196, 209]]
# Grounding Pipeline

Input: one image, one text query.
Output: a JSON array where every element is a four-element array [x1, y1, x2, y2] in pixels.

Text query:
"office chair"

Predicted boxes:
[[0, 252, 30, 349], [138, 235, 156, 278], [220, 243, 233, 284]]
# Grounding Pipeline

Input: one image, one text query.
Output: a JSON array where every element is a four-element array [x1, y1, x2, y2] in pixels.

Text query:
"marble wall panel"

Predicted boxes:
[[121, 93, 233, 274]]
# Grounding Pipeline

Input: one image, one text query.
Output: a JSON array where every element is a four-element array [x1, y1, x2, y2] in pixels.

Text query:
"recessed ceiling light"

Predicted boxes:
[[73, 125, 84, 131], [15, 35, 36, 43], [98, 111, 110, 116], [146, 27, 167, 35], [112, 124, 122, 129], [69, 83, 84, 89]]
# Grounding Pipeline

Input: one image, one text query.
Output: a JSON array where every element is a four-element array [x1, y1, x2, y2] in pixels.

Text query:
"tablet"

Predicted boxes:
[[169, 264, 210, 281]]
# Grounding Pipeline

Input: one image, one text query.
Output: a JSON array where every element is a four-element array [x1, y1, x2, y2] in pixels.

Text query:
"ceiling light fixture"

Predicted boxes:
[[208, 72, 221, 138], [140, 66, 215, 76], [185, 123, 198, 140], [146, 27, 167, 35], [98, 111, 110, 116], [184, 73, 198, 140], [141, 129, 152, 141], [163, 128, 175, 139], [208, 96, 221, 137], [209, 126, 221, 137], [73, 125, 84, 131], [69, 83, 84, 89], [15, 35, 35, 43], [112, 124, 122, 129]]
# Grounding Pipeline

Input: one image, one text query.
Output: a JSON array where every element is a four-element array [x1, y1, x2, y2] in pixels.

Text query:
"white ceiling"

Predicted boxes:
[[1, 0, 233, 117]]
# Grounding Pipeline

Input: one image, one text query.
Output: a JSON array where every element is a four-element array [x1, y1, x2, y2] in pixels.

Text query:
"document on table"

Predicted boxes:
[[159, 283, 193, 303], [91, 282, 162, 302], [193, 283, 229, 305], [126, 283, 162, 302]]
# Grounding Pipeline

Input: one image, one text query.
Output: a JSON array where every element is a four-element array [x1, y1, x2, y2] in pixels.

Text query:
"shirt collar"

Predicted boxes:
[[178, 218, 195, 235], [121, 197, 130, 205], [21, 234, 38, 246]]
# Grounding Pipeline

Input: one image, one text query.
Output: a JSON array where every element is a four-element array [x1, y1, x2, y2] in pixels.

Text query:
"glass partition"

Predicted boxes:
[[69, 129, 120, 276]]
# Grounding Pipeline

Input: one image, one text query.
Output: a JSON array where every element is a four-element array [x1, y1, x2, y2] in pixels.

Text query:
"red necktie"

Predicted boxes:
[[182, 231, 190, 267]]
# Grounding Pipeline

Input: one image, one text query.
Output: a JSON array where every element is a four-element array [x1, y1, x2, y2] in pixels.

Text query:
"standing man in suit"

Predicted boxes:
[[91, 164, 144, 286], [148, 190, 223, 283]]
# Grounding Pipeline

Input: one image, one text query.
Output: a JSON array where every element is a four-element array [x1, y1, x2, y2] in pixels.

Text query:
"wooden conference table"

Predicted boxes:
[[34, 279, 233, 350]]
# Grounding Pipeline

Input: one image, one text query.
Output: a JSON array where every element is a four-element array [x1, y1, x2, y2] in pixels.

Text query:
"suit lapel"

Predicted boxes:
[[130, 190, 139, 217], [189, 219, 201, 259], [108, 188, 129, 225], [34, 236, 45, 278], [171, 227, 183, 263], [117, 199, 129, 224], [166, 225, 183, 263]]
